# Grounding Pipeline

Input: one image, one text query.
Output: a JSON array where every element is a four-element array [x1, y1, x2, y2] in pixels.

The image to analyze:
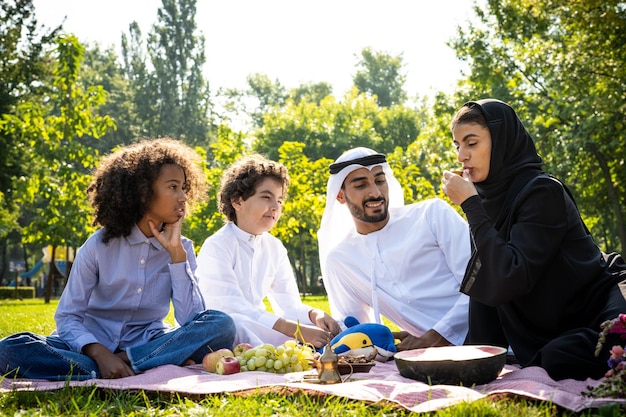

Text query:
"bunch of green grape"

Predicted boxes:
[[237, 340, 316, 373]]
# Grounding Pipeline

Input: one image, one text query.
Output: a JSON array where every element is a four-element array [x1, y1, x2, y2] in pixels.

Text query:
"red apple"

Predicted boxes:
[[216, 356, 241, 375], [202, 348, 234, 373], [233, 342, 253, 357]]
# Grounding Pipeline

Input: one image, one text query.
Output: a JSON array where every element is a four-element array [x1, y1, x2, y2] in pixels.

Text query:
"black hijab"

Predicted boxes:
[[466, 99, 543, 226]]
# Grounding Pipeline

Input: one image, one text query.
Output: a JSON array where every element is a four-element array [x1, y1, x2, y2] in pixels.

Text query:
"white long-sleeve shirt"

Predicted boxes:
[[196, 223, 314, 345], [323, 198, 471, 346]]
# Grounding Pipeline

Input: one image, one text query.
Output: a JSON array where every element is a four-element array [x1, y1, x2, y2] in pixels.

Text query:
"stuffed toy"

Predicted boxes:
[[328, 316, 397, 362]]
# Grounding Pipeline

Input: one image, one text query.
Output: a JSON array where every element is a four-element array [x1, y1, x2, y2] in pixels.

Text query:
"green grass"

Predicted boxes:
[[0, 298, 621, 416]]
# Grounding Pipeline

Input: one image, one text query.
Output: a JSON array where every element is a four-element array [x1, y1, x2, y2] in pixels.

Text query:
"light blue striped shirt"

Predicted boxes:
[[54, 225, 205, 353]]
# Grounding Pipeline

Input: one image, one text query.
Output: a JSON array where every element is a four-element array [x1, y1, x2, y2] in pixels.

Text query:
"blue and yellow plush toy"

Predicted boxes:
[[328, 316, 396, 362]]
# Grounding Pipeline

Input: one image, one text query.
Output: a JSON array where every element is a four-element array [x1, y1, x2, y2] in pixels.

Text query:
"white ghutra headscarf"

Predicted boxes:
[[318, 147, 404, 274]]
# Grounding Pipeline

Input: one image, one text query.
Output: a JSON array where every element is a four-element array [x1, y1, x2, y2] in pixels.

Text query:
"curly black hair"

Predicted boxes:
[[218, 154, 289, 222], [87, 138, 207, 243]]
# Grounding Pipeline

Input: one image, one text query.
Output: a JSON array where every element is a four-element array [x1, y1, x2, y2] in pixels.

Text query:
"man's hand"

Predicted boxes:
[[309, 309, 342, 337], [393, 329, 452, 351], [83, 343, 135, 379]]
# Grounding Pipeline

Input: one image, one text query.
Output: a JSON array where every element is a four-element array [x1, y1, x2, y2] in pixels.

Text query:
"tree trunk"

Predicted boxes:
[[0, 237, 6, 283], [63, 246, 73, 288], [591, 144, 626, 252], [44, 245, 56, 304], [21, 242, 29, 272]]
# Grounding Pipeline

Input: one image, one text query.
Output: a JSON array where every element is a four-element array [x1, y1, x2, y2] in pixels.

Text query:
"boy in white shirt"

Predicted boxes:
[[196, 154, 341, 348]]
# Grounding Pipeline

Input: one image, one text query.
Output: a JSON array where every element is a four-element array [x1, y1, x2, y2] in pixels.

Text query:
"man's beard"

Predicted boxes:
[[344, 194, 388, 223]]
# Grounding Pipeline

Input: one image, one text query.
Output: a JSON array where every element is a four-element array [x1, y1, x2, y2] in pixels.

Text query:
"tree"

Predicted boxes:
[[0, 0, 62, 283], [121, 0, 213, 147], [218, 73, 289, 131], [254, 88, 423, 162], [244, 73, 288, 127], [220, 76, 334, 132], [450, 0, 626, 252], [81, 44, 135, 152], [1, 35, 114, 301], [353, 47, 407, 107], [183, 125, 248, 251], [373, 103, 426, 155], [290, 82, 333, 106], [273, 142, 333, 293]]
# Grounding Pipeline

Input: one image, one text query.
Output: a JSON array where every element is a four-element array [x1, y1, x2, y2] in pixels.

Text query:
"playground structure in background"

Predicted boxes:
[[9, 246, 75, 296]]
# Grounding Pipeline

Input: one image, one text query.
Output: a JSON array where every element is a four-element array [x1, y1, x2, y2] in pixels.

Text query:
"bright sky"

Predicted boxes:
[[32, 0, 478, 98]]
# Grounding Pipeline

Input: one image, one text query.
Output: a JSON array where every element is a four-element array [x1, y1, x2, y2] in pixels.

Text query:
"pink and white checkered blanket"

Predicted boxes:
[[2, 362, 623, 413]]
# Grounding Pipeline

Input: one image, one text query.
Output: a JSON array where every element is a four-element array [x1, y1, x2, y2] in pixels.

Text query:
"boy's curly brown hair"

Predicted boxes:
[[218, 154, 289, 222], [87, 138, 207, 243]]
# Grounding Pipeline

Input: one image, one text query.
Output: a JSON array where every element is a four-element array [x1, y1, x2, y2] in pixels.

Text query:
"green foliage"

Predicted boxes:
[[253, 88, 424, 162], [244, 73, 288, 127], [0, 0, 61, 254], [290, 81, 334, 105], [80, 44, 135, 152], [0, 192, 19, 239], [450, 0, 626, 251], [221, 76, 334, 132], [273, 142, 333, 291], [121, 0, 213, 147], [0, 286, 35, 299], [353, 47, 408, 107], [1, 35, 114, 251], [184, 125, 248, 251]]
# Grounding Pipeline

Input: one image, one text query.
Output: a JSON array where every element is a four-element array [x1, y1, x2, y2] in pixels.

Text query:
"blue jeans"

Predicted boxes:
[[0, 310, 235, 381]]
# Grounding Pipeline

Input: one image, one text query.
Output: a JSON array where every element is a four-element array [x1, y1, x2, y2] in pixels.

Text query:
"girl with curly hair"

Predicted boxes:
[[196, 154, 341, 349], [0, 138, 235, 380]]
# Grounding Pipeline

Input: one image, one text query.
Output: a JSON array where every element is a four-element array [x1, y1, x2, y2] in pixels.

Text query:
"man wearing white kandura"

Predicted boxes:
[[318, 147, 471, 351]]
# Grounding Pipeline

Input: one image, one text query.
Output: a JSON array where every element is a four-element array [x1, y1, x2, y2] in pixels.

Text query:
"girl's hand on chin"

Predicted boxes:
[[148, 218, 187, 263]]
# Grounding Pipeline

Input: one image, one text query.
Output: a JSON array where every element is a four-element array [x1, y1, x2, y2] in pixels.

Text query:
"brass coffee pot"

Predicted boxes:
[[316, 343, 342, 384]]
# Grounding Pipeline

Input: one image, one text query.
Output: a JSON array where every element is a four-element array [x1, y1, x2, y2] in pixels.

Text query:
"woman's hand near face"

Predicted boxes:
[[442, 170, 478, 206]]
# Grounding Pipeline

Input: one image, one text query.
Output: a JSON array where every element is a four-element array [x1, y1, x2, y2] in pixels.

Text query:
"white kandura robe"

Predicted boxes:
[[323, 198, 471, 346], [196, 223, 314, 347]]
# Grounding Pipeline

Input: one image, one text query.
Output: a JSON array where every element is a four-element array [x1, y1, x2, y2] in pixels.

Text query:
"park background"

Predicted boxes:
[[1, 0, 624, 302]]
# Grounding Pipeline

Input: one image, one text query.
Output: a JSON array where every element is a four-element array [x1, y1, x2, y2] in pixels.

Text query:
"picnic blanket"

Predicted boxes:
[[2, 361, 624, 413]]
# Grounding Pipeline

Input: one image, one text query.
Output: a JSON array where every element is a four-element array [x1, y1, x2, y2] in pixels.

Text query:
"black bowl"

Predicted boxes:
[[337, 361, 375, 375], [394, 345, 507, 386]]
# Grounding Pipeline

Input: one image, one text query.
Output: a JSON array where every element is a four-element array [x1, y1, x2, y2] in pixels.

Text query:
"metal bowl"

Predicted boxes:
[[394, 345, 507, 386]]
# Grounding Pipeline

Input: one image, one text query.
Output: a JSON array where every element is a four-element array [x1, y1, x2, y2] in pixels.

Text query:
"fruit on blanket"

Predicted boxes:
[[237, 340, 315, 374], [202, 348, 234, 373], [216, 356, 241, 375], [233, 342, 253, 356]]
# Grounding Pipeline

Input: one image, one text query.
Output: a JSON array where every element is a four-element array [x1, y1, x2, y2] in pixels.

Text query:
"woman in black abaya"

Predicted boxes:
[[442, 99, 626, 381]]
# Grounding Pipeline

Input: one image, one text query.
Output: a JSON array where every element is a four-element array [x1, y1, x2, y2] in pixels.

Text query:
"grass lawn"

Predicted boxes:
[[0, 297, 621, 416]]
